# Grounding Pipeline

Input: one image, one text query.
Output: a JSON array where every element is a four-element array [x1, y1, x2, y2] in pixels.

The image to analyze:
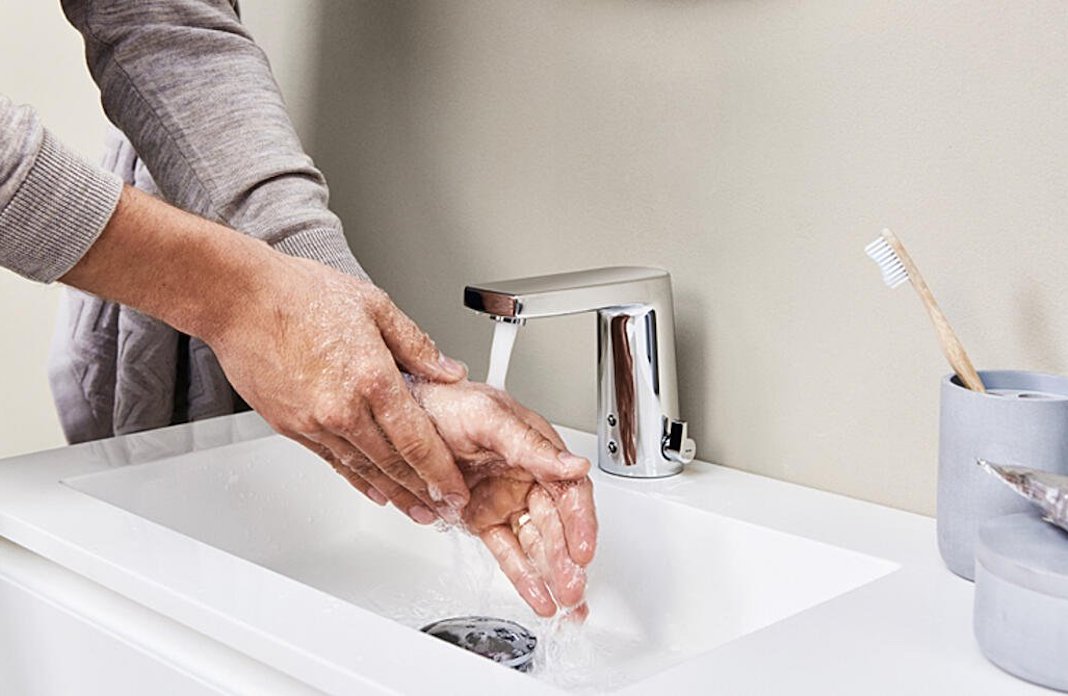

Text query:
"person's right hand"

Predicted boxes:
[[204, 253, 471, 524], [56, 186, 467, 522]]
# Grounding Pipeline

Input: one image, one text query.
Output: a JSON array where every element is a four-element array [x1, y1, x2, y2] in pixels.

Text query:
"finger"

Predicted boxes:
[[346, 457, 439, 525], [287, 431, 387, 506], [371, 295, 467, 382], [506, 401, 596, 563], [514, 511, 586, 612], [513, 519, 550, 596], [469, 407, 590, 481], [507, 399, 568, 451], [331, 460, 387, 505], [480, 526, 556, 617], [365, 371, 469, 508], [543, 477, 598, 566], [528, 487, 587, 608], [338, 404, 436, 506], [309, 430, 438, 525]]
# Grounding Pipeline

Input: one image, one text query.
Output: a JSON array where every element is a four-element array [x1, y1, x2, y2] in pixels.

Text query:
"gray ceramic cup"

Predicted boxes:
[[938, 370, 1068, 581]]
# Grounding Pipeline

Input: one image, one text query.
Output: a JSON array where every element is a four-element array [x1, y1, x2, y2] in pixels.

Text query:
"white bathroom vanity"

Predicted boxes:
[[0, 412, 1045, 694]]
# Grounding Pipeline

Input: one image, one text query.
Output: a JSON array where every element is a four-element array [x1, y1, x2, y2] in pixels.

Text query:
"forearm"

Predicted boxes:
[[60, 185, 274, 343], [61, 0, 367, 278]]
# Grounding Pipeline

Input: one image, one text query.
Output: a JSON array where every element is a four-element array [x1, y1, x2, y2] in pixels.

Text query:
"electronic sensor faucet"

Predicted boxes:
[[464, 266, 695, 478]]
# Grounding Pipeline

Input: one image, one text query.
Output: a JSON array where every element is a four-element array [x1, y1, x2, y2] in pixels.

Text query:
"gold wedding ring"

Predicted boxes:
[[511, 512, 532, 536]]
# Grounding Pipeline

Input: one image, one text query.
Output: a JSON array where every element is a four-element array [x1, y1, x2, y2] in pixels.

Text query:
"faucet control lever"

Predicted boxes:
[[662, 419, 696, 465]]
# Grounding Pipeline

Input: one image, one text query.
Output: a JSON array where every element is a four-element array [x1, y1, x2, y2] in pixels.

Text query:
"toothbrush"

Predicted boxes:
[[865, 229, 986, 393]]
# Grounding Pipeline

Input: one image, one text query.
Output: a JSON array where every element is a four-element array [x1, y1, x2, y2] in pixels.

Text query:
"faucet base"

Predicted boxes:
[[596, 459, 684, 479]]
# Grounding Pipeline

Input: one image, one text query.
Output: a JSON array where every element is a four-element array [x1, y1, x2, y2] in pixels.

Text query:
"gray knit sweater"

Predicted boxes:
[[0, 0, 366, 283], [1, 0, 372, 443]]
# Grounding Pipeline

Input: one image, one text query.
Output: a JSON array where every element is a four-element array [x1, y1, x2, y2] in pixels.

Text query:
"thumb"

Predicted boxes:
[[374, 296, 467, 382]]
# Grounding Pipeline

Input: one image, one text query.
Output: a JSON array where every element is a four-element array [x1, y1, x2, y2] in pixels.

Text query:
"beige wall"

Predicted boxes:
[[279, 0, 1068, 515], [6, 2, 1067, 517], [0, 2, 109, 458]]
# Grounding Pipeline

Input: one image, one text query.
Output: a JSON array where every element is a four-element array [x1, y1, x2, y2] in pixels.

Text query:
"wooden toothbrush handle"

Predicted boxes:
[[882, 230, 987, 393]]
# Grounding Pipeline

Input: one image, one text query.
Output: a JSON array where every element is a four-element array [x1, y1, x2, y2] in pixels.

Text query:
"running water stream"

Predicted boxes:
[[371, 527, 635, 693], [485, 319, 520, 390]]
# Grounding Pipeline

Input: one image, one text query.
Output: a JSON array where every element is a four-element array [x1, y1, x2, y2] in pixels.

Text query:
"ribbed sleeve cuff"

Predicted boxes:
[[0, 130, 123, 283], [273, 227, 371, 281]]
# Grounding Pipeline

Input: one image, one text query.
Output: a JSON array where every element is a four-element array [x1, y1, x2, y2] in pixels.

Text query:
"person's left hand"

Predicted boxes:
[[408, 379, 598, 618]]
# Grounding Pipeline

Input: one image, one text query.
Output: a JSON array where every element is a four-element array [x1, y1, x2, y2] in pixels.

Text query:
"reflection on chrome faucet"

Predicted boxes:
[[464, 267, 695, 478], [609, 313, 638, 466]]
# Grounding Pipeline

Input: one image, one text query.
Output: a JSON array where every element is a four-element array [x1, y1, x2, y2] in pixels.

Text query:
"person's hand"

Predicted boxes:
[[409, 379, 598, 618], [56, 186, 468, 522], [205, 254, 472, 523]]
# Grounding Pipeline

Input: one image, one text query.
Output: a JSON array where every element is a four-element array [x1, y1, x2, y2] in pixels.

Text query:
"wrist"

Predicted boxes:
[[176, 226, 283, 347], [61, 185, 282, 346]]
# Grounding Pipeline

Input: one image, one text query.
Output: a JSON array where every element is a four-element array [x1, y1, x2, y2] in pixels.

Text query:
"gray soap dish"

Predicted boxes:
[[974, 512, 1068, 692]]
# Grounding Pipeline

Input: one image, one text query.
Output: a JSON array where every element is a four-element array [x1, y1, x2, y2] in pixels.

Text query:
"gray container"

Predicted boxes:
[[938, 370, 1068, 580], [974, 512, 1068, 691]]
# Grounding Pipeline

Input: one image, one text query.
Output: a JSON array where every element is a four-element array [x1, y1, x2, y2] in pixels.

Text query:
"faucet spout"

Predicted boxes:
[[464, 266, 671, 320], [464, 266, 695, 478]]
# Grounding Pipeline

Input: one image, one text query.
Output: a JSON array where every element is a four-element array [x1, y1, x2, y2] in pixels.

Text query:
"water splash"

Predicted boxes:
[[486, 320, 521, 390], [360, 527, 637, 693]]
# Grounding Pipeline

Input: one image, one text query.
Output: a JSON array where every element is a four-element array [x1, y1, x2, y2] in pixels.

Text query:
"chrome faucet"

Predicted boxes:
[[464, 266, 695, 478]]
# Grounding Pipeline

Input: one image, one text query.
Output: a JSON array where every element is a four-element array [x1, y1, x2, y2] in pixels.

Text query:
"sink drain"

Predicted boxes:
[[420, 616, 537, 672]]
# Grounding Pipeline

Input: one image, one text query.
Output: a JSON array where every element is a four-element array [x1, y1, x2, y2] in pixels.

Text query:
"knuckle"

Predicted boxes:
[[414, 334, 439, 362], [362, 285, 391, 312], [291, 414, 320, 436], [345, 416, 376, 441], [345, 455, 370, 474], [331, 461, 361, 484], [318, 411, 346, 433], [360, 371, 396, 402], [347, 457, 379, 481], [522, 424, 552, 452], [470, 391, 500, 415], [381, 457, 413, 482], [323, 409, 363, 437], [395, 435, 434, 465], [336, 448, 362, 467], [341, 468, 366, 490], [311, 397, 343, 428]]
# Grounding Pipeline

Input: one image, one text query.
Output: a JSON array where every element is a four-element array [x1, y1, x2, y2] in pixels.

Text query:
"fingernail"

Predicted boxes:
[[445, 493, 467, 510], [409, 505, 437, 525], [557, 451, 590, 472], [367, 489, 388, 506], [438, 354, 467, 378], [436, 504, 462, 525], [563, 603, 589, 624]]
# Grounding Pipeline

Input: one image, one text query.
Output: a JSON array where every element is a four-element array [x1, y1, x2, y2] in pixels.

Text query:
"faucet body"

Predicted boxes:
[[464, 267, 695, 478]]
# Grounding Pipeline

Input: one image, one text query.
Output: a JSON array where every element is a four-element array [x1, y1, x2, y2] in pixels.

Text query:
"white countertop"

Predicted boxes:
[[0, 412, 1050, 694]]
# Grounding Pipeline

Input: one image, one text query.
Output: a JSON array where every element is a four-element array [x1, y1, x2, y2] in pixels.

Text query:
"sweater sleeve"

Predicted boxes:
[[0, 96, 123, 283], [60, 0, 369, 280]]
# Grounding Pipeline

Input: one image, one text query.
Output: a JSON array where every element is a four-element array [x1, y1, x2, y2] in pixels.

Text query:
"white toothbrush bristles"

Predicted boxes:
[[865, 234, 909, 288]]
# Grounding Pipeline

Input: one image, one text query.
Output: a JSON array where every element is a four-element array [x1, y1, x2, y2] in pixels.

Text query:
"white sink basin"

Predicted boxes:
[[64, 435, 897, 692]]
